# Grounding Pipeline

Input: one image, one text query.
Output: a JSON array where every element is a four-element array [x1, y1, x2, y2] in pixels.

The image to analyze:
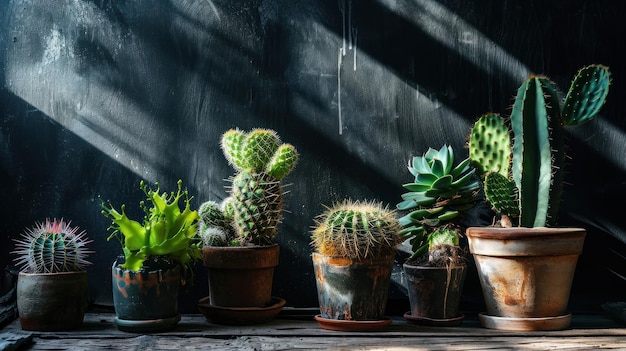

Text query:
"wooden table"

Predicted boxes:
[[2, 312, 626, 350]]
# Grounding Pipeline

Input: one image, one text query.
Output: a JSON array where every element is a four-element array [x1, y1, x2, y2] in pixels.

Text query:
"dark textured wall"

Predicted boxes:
[[1, 0, 626, 314]]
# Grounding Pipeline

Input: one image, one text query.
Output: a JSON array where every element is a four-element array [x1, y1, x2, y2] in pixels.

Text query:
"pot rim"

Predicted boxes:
[[466, 226, 586, 240], [18, 270, 87, 277]]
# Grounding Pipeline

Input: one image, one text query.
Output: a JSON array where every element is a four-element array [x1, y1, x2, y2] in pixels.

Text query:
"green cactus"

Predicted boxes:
[[12, 218, 93, 273], [200, 128, 299, 246], [469, 64, 611, 227], [396, 145, 481, 261], [197, 199, 238, 246], [426, 226, 463, 266], [310, 199, 402, 260]]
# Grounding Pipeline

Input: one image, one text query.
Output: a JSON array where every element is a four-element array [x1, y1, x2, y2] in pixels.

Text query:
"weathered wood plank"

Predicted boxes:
[[15, 335, 626, 351], [3, 313, 626, 350]]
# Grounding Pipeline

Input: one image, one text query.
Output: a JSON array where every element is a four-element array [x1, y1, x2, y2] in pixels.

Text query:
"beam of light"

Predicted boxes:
[[376, 0, 531, 82], [3, 1, 227, 185], [4, 2, 167, 182], [376, 0, 626, 173]]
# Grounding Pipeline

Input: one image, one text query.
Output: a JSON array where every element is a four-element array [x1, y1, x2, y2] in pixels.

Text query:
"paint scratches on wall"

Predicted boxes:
[[41, 25, 72, 69], [337, 0, 358, 135]]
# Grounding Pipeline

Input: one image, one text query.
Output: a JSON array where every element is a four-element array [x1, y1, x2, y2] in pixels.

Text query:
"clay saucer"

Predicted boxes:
[[403, 311, 465, 327], [314, 315, 393, 331], [478, 312, 572, 331], [198, 296, 286, 325]]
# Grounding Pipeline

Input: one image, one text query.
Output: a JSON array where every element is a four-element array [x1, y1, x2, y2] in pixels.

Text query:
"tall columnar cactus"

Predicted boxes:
[[198, 128, 299, 246], [396, 145, 481, 261], [468, 64, 611, 227], [12, 218, 93, 273], [310, 199, 402, 260]]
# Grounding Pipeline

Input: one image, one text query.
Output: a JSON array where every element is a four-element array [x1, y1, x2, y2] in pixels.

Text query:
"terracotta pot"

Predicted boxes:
[[403, 263, 466, 322], [111, 258, 181, 332], [17, 271, 88, 331], [202, 244, 279, 308], [312, 252, 394, 321], [466, 227, 585, 330]]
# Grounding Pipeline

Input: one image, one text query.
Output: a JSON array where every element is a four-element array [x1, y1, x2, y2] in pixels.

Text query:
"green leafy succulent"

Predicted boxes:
[[101, 179, 201, 274], [396, 145, 481, 261]]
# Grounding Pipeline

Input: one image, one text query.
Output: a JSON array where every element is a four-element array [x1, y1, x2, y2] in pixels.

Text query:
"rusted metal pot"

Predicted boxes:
[[466, 227, 586, 330], [312, 252, 394, 321]]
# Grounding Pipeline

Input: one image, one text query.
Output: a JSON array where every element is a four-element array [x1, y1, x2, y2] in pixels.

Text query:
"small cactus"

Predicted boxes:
[[197, 199, 237, 246], [396, 145, 481, 261], [468, 64, 611, 227], [200, 128, 299, 246], [12, 218, 93, 273], [310, 199, 402, 260]]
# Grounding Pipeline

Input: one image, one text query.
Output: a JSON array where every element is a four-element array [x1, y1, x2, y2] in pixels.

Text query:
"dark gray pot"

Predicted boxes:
[[17, 271, 88, 331]]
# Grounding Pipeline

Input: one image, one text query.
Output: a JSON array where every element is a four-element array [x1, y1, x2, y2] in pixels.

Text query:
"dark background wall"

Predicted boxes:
[[1, 0, 626, 314]]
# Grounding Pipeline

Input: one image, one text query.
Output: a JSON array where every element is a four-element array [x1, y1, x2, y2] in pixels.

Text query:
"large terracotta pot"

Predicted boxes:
[[111, 258, 182, 332], [201, 244, 279, 308], [403, 263, 466, 325], [466, 227, 585, 331], [17, 271, 88, 331], [312, 252, 394, 321]]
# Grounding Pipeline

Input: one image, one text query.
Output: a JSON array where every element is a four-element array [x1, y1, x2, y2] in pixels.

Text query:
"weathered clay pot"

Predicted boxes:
[[201, 244, 279, 308], [403, 263, 466, 323], [312, 252, 394, 321], [111, 258, 181, 332], [17, 271, 88, 331], [466, 227, 585, 330]]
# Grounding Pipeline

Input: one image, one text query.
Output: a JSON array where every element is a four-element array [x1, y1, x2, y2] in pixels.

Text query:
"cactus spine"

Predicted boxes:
[[12, 218, 93, 273], [310, 199, 401, 260], [198, 128, 298, 246], [469, 64, 611, 227]]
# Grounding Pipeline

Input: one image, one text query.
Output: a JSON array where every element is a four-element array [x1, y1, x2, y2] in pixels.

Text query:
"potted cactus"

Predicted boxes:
[[196, 128, 298, 325], [310, 199, 401, 331], [12, 218, 93, 331], [101, 179, 201, 332], [396, 144, 481, 326], [466, 64, 611, 330]]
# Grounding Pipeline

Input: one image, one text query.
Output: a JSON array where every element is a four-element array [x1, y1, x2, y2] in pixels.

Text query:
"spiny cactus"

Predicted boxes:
[[310, 199, 402, 260], [197, 199, 237, 246], [468, 64, 611, 228], [200, 128, 299, 246], [396, 145, 481, 261], [12, 218, 93, 273]]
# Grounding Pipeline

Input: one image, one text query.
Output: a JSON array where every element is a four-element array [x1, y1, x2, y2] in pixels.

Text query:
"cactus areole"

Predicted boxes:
[[468, 64, 611, 228]]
